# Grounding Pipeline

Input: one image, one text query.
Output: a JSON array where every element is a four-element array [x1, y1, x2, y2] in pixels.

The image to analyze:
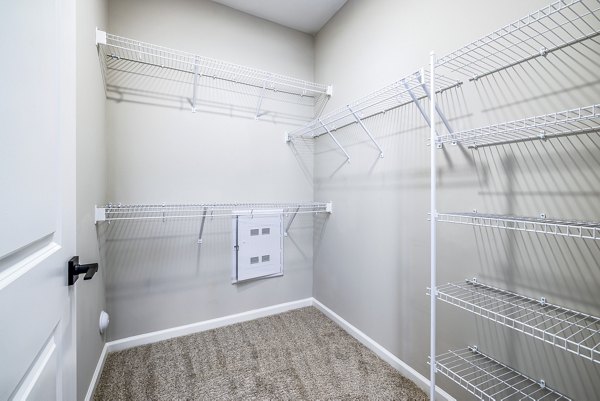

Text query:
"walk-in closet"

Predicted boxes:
[[2, 0, 600, 400]]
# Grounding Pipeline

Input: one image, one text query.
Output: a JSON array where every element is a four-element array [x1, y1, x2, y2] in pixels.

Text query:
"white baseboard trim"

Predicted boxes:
[[312, 298, 455, 401], [105, 298, 313, 353], [85, 297, 453, 401], [84, 342, 108, 401]]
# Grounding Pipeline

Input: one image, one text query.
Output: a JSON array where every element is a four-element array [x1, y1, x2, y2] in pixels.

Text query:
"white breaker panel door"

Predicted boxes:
[[232, 212, 283, 283]]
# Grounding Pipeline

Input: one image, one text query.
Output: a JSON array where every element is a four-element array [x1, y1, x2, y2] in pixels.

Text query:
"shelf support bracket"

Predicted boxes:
[[191, 56, 200, 113], [197, 207, 208, 245], [347, 106, 384, 158], [255, 80, 267, 119], [405, 83, 432, 128], [318, 118, 350, 161], [284, 206, 300, 237], [421, 81, 454, 135]]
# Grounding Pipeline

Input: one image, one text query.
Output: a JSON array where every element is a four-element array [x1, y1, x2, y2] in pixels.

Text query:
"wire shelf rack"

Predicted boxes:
[[436, 0, 600, 81], [436, 104, 600, 148], [437, 212, 600, 240], [433, 346, 571, 400], [95, 202, 332, 223], [96, 30, 332, 115], [285, 70, 461, 141], [434, 279, 600, 364]]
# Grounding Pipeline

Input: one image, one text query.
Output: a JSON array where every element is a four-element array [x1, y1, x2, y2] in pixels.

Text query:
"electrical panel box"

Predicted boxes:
[[232, 211, 283, 283]]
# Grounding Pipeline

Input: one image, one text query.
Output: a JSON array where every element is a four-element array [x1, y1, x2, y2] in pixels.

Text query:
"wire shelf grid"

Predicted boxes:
[[96, 202, 331, 223], [436, 0, 600, 80], [433, 347, 571, 400], [436, 104, 600, 147], [437, 212, 600, 240], [97, 32, 331, 108], [434, 279, 600, 364], [286, 70, 461, 140]]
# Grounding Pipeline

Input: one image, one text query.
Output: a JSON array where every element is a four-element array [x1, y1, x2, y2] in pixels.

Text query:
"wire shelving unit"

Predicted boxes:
[[434, 346, 571, 400], [436, 212, 600, 240], [95, 202, 332, 223], [435, 0, 600, 81], [436, 104, 600, 148], [285, 69, 461, 159], [428, 1, 600, 399], [435, 279, 600, 364], [95, 30, 332, 117]]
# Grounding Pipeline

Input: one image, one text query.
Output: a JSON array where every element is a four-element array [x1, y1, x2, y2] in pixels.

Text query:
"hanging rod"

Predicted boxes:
[[437, 212, 600, 240], [432, 346, 571, 400], [285, 69, 461, 141], [436, 0, 600, 81], [94, 202, 333, 223], [436, 104, 600, 148], [95, 29, 332, 114], [432, 278, 600, 364]]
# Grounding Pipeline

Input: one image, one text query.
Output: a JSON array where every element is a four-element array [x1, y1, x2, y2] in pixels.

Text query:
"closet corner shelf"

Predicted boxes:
[[435, 0, 600, 81], [433, 346, 571, 400], [94, 202, 332, 224], [434, 279, 600, 364], [435, 104, 600, 148], [95, 29, 332, 116], [437, 212, 600, 240], [285, 69, 462, 142]]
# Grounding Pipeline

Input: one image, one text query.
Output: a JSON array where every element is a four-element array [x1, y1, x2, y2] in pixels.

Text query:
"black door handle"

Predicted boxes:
[[68, 256, 98, 285]]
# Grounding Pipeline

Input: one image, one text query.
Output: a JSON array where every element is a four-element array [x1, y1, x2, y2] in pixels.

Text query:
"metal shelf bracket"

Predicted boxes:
[[347, 105, 384, 158], [318, 118, 350, 161]]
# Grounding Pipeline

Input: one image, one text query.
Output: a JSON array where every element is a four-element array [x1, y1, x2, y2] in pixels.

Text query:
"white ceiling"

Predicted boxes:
[[210, 0, 347, 35]]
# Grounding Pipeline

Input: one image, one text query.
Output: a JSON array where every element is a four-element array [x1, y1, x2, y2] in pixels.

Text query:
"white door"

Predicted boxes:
[[0, 0, 76, 400]]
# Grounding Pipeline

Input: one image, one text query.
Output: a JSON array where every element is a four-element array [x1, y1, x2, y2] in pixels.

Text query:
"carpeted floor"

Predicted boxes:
[[93, 307, 427, 400]]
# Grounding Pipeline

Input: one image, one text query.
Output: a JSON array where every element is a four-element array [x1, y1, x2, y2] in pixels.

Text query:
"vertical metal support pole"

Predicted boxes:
[[192, 56, 199, 113], [347, 106, 384, 158], [255, 81, 266, 119], [198, 207, 207, 244], [284, 206, 300, 236], [429, 51, 437, 401], [318, 118, 350, 161]]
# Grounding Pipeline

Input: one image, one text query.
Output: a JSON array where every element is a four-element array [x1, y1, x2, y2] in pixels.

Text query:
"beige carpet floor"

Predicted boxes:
[[93, 307, 427, 400]]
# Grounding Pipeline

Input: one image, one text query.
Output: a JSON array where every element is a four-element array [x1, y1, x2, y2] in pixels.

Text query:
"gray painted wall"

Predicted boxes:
[[102, 0, 318, 341], [312, 1, 600, 400], [75, 0, 108, 399]]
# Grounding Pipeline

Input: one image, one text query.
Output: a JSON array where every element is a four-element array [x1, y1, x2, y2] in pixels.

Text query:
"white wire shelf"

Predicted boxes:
[[433, 346, 571, 400], [436, 104, 600, 148], [285, 69, 461, 143], [95, 202, 332, 223], [436, 0, 600, 81], [437, 212, 600, 240], [434, 279, 600, 364], [95, 30, 332, 115]]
